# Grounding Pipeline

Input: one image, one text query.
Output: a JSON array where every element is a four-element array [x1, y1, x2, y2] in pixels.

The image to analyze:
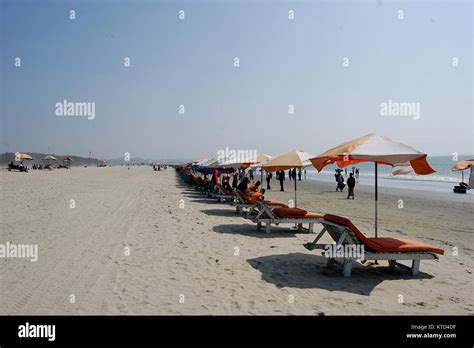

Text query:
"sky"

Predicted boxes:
[[1, 0, 473, 160]]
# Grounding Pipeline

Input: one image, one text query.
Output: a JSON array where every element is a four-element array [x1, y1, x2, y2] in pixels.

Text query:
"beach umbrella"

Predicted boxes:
[[59, 156, 74, 167], [249, 153, 273, 182], [193, 157, 219, 174], [451, 159, 474, 183], [15, 153, 33, 160], [262, 149, 314, 207], [310, 133, 435, 237], [200, 158, 218, 167], [192, 158, 211, 171], [221, 153, 272, 169], [192, 158, 207, 165], [42, 155, 57, 168], [221, 153, 273, 181], [451, 159, 474, 171]]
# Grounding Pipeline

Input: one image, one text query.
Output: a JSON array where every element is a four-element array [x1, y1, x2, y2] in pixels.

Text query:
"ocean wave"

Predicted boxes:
[[309, 170, 460, 184]]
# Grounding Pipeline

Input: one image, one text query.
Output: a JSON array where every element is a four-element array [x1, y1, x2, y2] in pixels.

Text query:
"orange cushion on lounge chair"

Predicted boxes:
[[323, 214, 444, 254], [323, 214, 384, 252], [273, 208, 307, 217], [301, 212, 324, 219], [237, 190, 254, 203], [367, 237, 444, 255], [217, 184, 233, 195], [262, 200, 288, 208], [273, 208, 323, 219]]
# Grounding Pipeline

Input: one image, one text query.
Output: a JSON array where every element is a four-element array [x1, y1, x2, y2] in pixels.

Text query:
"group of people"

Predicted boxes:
[[210, 167, 308, 194], [152, 164, 167, 171], [32, 163, 45, 170], [274, 169, 306, 191], [8, 161, 28, 172], [286, 168, 305, 181], [214, 170, 265, 201], [335, 167, 359, 199]]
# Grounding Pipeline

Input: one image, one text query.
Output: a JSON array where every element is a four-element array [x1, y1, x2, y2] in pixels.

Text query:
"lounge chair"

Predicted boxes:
[[303, 214, 444, 277], [209, 184, 235, 203], [251, 207, 324, 234], [234, 189, 289, 216]]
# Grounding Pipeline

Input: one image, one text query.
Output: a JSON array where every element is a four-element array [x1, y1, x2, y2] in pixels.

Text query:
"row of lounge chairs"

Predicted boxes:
[[177, 169, 444, 277]]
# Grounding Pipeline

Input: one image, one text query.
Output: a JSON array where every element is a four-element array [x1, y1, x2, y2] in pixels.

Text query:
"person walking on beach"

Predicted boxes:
[[278, 171, 285, 191], [297, 168, 302, 181], [304, 169, 306, 179], [347, 173, 356, 199], [288, 169, 292, 181], [335, 170, 345, 191], [266, 171, 272, 190], [249, 168, 254, 181], [292, 168, 297, 181]]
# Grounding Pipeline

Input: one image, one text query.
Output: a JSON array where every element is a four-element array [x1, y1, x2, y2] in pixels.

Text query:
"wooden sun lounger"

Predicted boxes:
[[303, 214, 444, 277], [250, 207, 324, 234], [234, 189, 289, 216], [234, 189, 256, 214], [209, 184, 235, 203]]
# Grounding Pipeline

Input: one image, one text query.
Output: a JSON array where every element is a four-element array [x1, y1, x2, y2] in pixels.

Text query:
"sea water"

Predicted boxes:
[[304, 155, 474, 194]]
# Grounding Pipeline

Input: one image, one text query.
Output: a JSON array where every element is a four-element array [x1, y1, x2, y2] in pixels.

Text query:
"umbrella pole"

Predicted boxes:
[[294, 168, 297, 208], [375, 162, 378, 238]]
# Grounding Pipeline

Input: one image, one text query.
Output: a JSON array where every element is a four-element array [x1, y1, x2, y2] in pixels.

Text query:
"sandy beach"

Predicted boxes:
[[0, 166, 472, 315]]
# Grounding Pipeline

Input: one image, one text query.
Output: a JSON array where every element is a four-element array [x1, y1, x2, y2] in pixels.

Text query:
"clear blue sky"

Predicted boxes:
[[1, 0, 472, 160]]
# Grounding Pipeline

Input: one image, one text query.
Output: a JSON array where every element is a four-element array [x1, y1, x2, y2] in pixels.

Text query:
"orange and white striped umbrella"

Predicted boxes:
[[310, 133, 435, 175], [310, 134, 435, 237]]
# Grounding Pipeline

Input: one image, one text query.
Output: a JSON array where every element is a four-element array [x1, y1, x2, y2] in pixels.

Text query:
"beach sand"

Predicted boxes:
[[1, 166, 472, 315]]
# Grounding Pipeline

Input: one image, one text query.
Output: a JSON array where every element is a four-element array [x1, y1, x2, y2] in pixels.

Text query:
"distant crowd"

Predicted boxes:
[[207, 167, 308, 195]]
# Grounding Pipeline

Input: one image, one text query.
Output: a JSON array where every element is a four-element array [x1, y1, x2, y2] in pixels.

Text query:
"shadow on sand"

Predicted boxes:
[[247, 252, 433, 296], [200, 208, 239, 218], [212, 223, 297, 238], [189, 198, 222, 204]]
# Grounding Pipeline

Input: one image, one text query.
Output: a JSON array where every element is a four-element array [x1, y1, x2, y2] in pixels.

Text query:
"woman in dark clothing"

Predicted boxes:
[[236, 177, 249, 192], [231, 174, 238, 189], [278, 171, 284, 191], [266, 171, 272, 190]]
